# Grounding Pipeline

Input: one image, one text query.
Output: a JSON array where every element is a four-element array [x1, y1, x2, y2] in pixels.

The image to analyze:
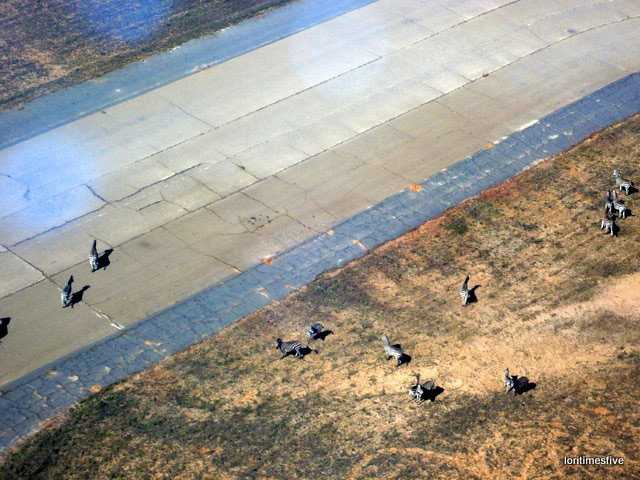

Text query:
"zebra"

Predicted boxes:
[[306, 323, 324, 341], [605, 190, 615, 216], [613, 169, 634, 195], [460, 275, 471, 306], [409, 373, 437, 404], [61, 275, 74, 308], [612, 200, 628, 219], [381, 335, 405, 366], [504, 368, 516, 395], [89, 240, 100, 272], [276, 338, 314, 359], [600, 210, 616, 236]]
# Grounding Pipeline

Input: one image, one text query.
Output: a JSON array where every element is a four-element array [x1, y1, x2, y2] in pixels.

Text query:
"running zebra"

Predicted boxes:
[[600, 210, 616, 236], [276, 338, 314, 359], [306, 323, 324, 341], [382, 335, 405, 366], [460, 275, 471, 306], [613, 169, 634, 195], [504, 368, 516, 395], [89, 240, 99, 272], [61, 275, 74, 308]]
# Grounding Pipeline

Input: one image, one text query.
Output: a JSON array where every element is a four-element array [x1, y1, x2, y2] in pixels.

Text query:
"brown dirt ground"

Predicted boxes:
[[2, 116, 640, 479], [0, 0, 293, 111]]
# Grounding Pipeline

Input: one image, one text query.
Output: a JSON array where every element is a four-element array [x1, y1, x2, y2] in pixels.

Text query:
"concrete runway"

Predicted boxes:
[[1, 0, 640, 388]]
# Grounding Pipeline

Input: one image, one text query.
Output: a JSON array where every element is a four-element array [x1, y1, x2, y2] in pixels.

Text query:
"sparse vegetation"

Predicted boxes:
[[2, 116, 640, 478]]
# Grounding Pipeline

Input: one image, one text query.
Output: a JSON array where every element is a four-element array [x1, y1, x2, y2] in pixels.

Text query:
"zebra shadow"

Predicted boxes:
[[390, 345, 411, 367], [466, 285, 481, 305], [69, 286, 91, 308], [511, 375, 536, 395], [0, 317, 11, 342], [610, 222, 620, 236], [296, 346, 317, 359], [96, 249, 114, 271], [413, 384, 445, 403], [315, 329, 334, 341]]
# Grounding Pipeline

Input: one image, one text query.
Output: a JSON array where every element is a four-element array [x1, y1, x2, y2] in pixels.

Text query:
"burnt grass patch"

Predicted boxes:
[[2, 116, 640, 477]]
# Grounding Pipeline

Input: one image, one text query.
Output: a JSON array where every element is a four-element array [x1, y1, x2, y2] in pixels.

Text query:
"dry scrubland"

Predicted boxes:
[[2, 116, 640, 479], [0, 0, 291, 110]]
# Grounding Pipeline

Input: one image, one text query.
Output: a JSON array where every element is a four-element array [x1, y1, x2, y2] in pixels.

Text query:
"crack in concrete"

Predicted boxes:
[[161, 97, 217, 129], [158, 190, 189, 214], [211, 54, 383, 133], [85, 184, 109, 204], [246, 175, 340, 231]]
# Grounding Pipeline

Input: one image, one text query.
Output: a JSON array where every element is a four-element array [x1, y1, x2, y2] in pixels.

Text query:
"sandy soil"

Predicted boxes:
[[1, 116, 640, 479]]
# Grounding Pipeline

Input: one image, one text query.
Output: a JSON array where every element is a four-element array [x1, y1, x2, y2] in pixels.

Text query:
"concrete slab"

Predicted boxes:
[[83, 205, 161, 248], [243, 176, 337, 232], [526, 2, 627, 43], [411, 2, 467, 33], [388, 100, 466, 140], [103, 92, 213, 145], [162, 208, 247, 246], [273, 116, 359, 157], [439, 0, 513, 20], [277, 150, 364, 192], [207, 193, 279, 232], [151, 132, 229, 173], [0, 186, 105, 247], [331, 82, 441, 134], [231, 139, 308, 179], [187, 159, 258, 196], [88, 157, 175, 202], [0, 280, 114, 386], [189, 215, 315, 270], [0, 252, 44, 299], [152, 174, 221, 212], [11, 222, 100, 278], [158, 42, 380, 128], [574, 18, 640, 73], [335, 124, 416, 165]]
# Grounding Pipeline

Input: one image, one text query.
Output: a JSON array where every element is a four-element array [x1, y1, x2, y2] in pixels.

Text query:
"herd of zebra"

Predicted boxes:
[[277, 168, 636, 405], [601, 169, 635, 235], [53, 169, 635, 403], [275, 274, 524, 404]]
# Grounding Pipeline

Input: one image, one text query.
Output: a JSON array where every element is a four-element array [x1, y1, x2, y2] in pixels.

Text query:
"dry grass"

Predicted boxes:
[[0, 0, 292, 111], [2, 116, 640, 479]]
